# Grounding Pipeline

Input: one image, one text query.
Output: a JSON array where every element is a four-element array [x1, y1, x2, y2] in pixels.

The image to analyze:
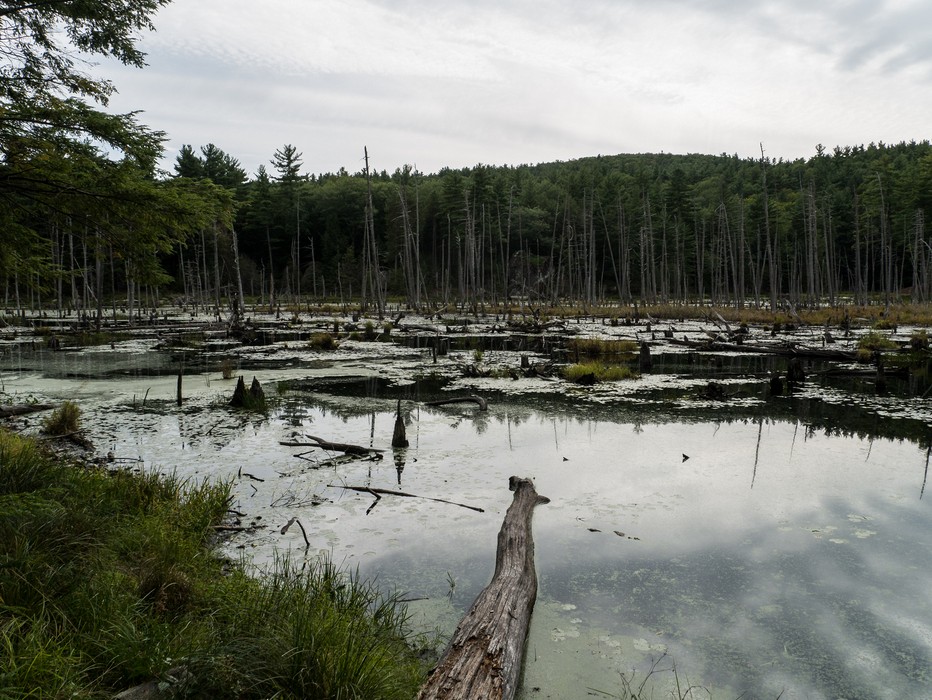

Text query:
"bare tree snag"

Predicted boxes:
[[392, 399, 408, 447], [425, 395, 488, 411], [417, 476, 549, 700]]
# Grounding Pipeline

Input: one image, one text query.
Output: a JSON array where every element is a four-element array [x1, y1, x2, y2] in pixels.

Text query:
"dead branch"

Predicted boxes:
[[329, 484, 485, 513], [280, 516, 310, 548]]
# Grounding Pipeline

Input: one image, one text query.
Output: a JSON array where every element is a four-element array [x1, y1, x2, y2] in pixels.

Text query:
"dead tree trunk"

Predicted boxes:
[[417, 476, 549, 700]]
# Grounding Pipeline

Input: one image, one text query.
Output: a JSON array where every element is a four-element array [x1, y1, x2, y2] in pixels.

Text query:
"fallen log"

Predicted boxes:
[[417, 476, 549, 700], [0, 403, 54, 418], [425, 395, 488, 411], [279, 435, 384, 455]]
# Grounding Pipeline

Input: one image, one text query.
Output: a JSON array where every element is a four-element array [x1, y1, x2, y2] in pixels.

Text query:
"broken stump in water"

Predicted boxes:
[[391, 399, 408, 448], [231, 376, 266, 410], [786, 358, 806, 386], [639, 342, 652, 372], [417, 476, 549, 700]]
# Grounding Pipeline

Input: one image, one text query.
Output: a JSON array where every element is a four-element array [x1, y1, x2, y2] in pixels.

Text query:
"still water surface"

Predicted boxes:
[[2, 344, 930, 699]]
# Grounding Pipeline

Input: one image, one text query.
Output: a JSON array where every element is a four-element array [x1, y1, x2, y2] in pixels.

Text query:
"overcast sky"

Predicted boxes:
[[101, 0, 932, 178]]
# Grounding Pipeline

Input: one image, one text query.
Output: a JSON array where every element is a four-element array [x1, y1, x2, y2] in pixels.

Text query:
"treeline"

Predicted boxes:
[[7, 137, 932, 317], [172, 139, 932, 313]]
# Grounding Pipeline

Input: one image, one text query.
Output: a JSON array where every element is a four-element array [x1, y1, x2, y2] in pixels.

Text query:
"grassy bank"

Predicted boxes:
[[0, 429, 426, 698]]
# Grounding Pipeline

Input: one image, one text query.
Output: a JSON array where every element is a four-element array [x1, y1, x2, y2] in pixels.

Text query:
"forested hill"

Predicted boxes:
[[200, 139, 932, 310], [7, 136, 932, 315]]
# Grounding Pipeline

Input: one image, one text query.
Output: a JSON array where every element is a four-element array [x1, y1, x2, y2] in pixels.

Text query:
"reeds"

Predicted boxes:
[[563, 361, 638, 383], [567, 337, 638, 358]]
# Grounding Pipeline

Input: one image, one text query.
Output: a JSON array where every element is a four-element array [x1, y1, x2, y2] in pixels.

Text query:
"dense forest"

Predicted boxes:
[[179, 138, 932, 314], [3, 2, 932, 319]]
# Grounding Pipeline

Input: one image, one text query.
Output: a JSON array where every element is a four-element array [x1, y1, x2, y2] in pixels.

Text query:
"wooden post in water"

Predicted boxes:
[[417, 476, 549, 700], [176, 368, 183, 406]]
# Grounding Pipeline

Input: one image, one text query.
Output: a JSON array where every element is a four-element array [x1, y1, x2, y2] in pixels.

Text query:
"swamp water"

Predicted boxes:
[[1, 336, 930, 700]]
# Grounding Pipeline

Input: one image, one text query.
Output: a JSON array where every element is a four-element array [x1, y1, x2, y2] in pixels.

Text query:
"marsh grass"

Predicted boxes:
[[0, 429, 426, 698], [41, 400, 81, 436], [563, 361, 638, 383], [857, 331, 899, 352], [568, 337, 639, 358], [308, 331, 338, 350], [73, 331, 126, 347]]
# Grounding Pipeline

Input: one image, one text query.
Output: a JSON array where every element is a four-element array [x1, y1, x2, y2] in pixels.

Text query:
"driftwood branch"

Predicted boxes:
[[418, 476, 549, 700], [329, 484, 485, 513], [425, 395, 489, 411]]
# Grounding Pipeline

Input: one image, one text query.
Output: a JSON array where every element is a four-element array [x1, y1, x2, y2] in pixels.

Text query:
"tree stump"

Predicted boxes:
[[391, 399, 408, 448], [639, 342, 652, 372], [417, 476, 549, 700], [231, 376, 266, 410]]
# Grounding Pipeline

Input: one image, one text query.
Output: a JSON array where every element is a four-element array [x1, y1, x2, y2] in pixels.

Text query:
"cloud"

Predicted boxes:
[[100, 0, 932, 175]]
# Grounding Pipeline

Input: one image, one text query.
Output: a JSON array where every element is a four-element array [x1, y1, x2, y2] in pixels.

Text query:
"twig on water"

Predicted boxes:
[[281, 516, 310, 549]]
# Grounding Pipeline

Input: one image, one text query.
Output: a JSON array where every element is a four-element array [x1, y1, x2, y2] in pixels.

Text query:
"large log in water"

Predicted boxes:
[[417, 476, 549, 700]]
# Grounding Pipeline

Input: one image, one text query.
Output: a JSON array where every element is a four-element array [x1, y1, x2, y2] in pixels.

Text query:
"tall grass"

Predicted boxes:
[[41, 400, 81, 436], [563, 361, 639, 383], [0, 429, 426, 698], [567, 337, 639, 358]]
